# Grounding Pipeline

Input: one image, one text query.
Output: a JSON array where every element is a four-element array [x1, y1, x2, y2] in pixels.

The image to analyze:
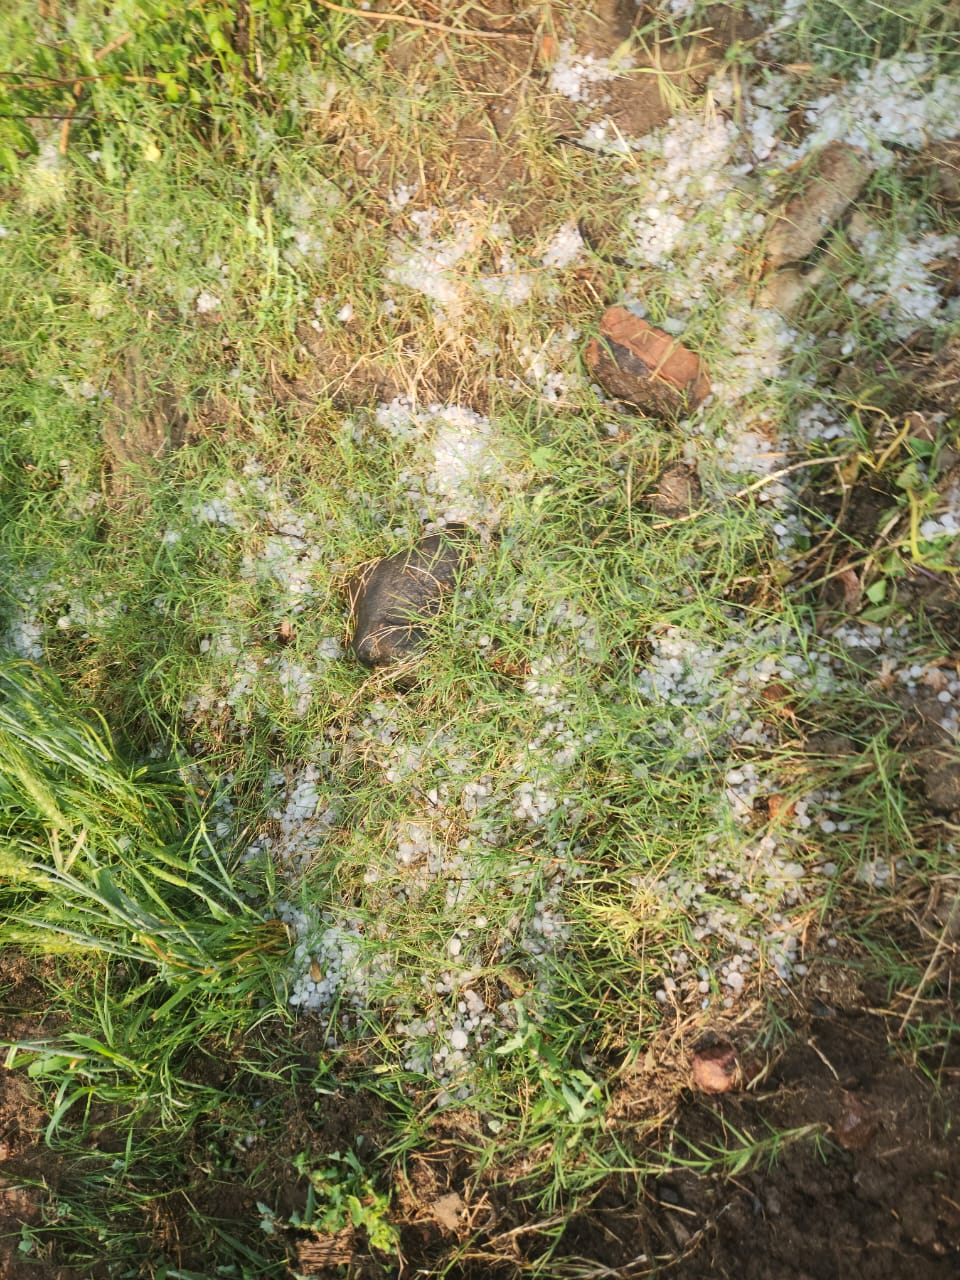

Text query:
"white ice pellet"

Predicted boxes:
[[548, 42, 630, 103], [195, 289, 221, 314]]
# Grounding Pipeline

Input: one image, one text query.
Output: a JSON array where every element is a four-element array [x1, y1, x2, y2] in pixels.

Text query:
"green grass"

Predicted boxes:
[[1, 0, 959, 1274], [0, 661, 286, 1105], [772, 0, 960, 70]]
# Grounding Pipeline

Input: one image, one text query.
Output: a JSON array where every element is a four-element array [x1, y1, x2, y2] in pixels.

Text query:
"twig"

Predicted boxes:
[[3, 112, 96, 120], [732, 454, 847, 501], [45, 31, 130, 155], [8, 72, 164, 91], [94, 32, 133, 61], [59, 108, 75, 155], [312, 0, 524, 37], [60, 78, 82, 156], [648, 454, 847, 530], [805, 1037, 840, 1082]]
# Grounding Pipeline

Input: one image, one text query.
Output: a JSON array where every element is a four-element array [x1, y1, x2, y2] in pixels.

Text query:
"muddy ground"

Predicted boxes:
[[2, 930, 958, 1279]]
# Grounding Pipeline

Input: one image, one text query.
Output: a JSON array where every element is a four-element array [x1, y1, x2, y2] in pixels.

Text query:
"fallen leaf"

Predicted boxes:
[[838, 567, 862, 613], [766, 793, 796, 822], [920, 665, 948, 692]]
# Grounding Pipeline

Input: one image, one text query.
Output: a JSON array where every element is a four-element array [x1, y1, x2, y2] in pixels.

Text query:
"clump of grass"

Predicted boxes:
[[0, 659, 287, 1131], [773, 0, 960, 72], [0, 0, 351, 173]]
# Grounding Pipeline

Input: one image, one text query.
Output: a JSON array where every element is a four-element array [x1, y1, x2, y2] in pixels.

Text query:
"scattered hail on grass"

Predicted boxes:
[[4, 5, 959, 1094], [386, 209, 591, 319], [369, 399, 513, 531], [548, 40, 634, 104], [577, 54, 960, 540], [847, 226, 960, 338], [175, 448, 946, 1064], [181, 465, 343, 723], [248, 29, 959, 1067]]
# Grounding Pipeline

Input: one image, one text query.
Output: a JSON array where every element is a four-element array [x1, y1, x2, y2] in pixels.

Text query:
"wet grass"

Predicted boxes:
[[1, 1, 958, 1275]]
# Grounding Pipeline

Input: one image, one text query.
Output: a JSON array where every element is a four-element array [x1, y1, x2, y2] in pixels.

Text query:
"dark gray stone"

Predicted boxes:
[[348, 525, 472, 669]]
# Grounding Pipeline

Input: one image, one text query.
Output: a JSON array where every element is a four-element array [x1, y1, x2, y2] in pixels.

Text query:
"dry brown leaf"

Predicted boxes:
[[838, 567, 862, 613]]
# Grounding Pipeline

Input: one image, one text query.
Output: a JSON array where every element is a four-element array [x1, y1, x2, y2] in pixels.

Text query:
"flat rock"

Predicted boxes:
[[585, 307, 711, 420], [766, 141, 873, 269], [348, 526, 472, 670]]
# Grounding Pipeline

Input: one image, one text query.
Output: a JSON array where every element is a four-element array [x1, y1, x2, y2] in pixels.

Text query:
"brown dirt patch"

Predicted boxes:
[[452, 961, 959, 1280], [835, 334, 960, 420], [889, 670, 960, 819], [278, 325, 406, 414], [656, 1008, 959, 1279], [567, 0, 762, 140], [0, 956, 80, 1280], [103, 348, 188, 494], [285, 318, 501, 416], [3, 945, 959, 1279], [912, 137, 960, 207], [265, 0, 758, 421]]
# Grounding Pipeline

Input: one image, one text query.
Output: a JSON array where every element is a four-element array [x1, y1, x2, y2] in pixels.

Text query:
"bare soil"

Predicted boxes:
[[662, 1013, 959, 1279], [3, 939, 958, 1279]]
